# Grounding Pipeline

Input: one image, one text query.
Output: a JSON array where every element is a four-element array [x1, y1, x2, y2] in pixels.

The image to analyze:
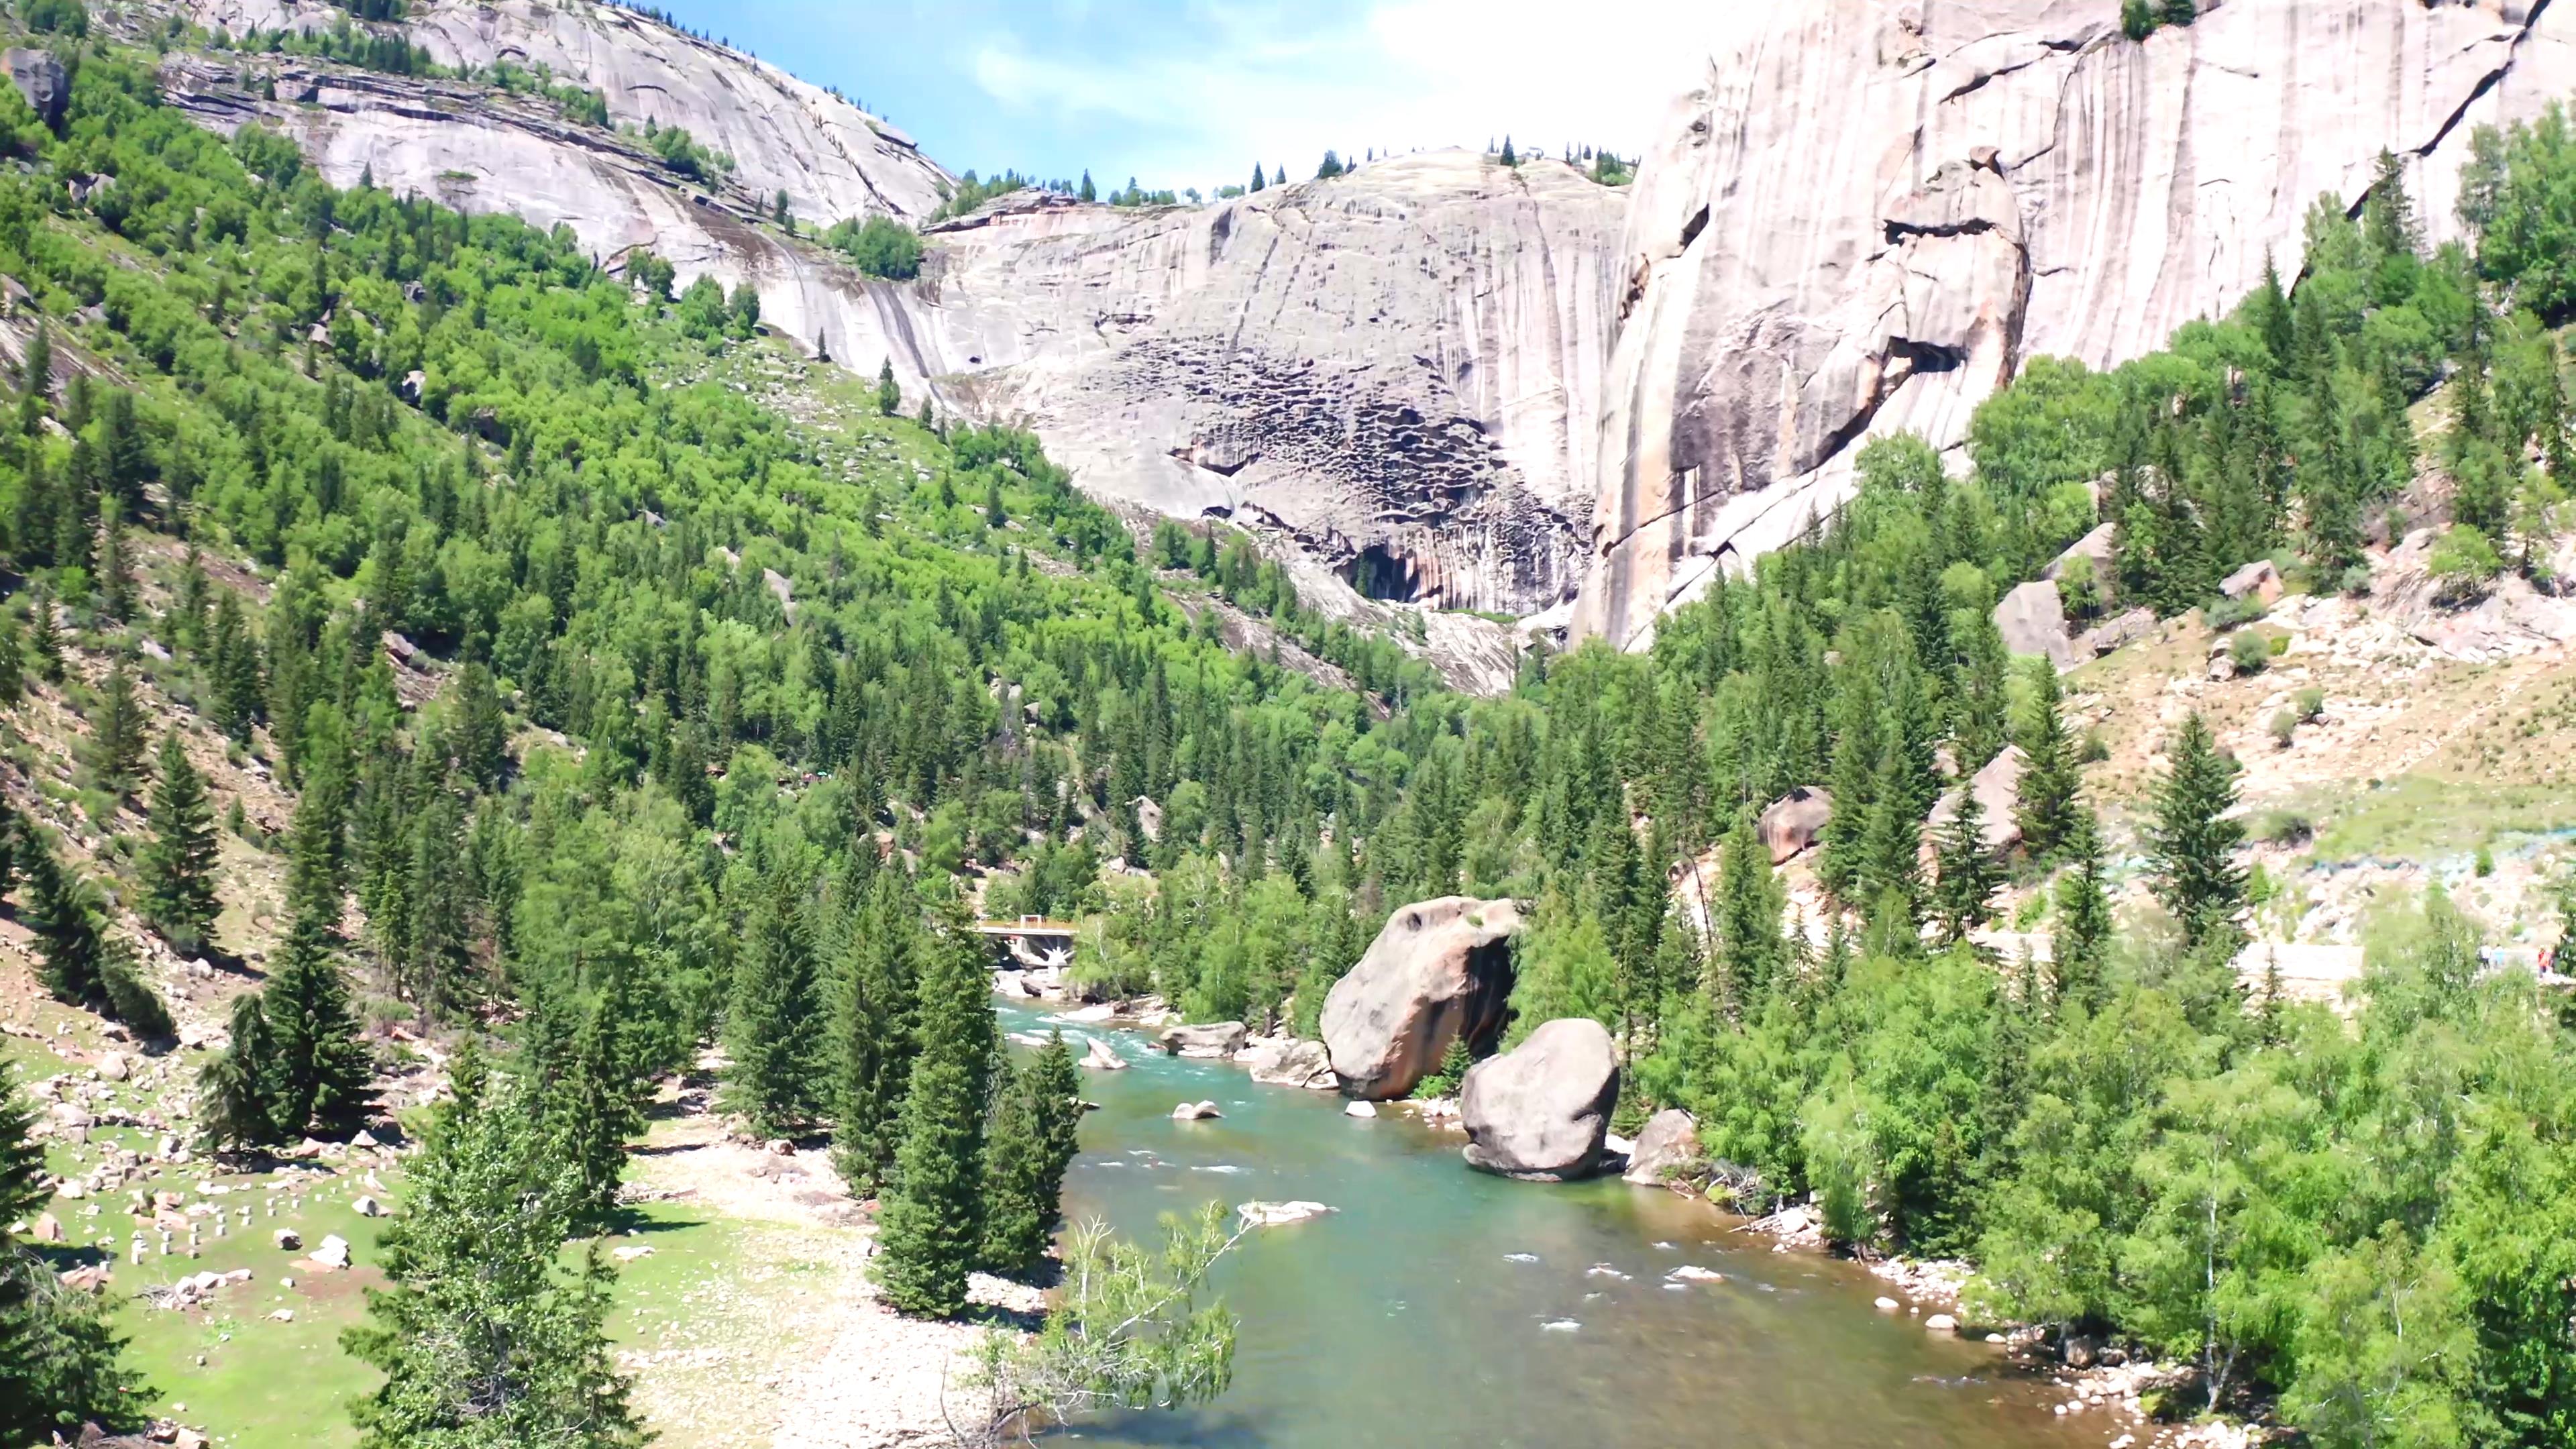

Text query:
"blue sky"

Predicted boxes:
[[655, 0, 1709, 197]]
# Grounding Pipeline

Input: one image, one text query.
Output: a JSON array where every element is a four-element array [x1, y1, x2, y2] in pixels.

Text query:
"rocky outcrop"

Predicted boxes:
[[1321, 898, 1521, 1101], [4, 50, 66, 129], [1244, 1037, 1337, 1090], [156, 7, 1622, 627], [1928, 744, 2028, 855], [1157, 1022, 1247, 1059], [1758, 786, 1832, 864], [1996, 580, 2085, 672], [1622, 1108, 1704, 1186], [1574, 0, 2576, 650], [1459, 1018, 1620, 1181]]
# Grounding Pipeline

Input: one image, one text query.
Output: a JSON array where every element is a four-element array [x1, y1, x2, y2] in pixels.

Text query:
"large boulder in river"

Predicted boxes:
[[1460, 1018, 1620, 1182], [1244, 1038, 1337, 1090], [1156, 1022, 1246, 1059], [1321, 898, 1521, 1101], [1622, 1108, 1705, 1186]]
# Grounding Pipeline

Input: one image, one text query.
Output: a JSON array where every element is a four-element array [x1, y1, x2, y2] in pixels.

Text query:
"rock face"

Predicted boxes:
[[3, 50, 66, 129], [1459, 1018, 1620, 1181], [1244, 1038, 1338, 1090], [158, 3, 1623, 629], [1321, 898, 1522, 1101], [1574, 0, 2576, 649], [1994, 580, 2085, 672], [1157, 1022, 1247, 1059], [1928, 744, 2028, 855], [1622, 1108, 1704, 1186], [1758, 787, 1832, 863]]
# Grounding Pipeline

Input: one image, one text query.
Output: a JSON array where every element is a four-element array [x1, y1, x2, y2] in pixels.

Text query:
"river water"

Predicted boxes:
[[1000, 1005, 2099, 1449]]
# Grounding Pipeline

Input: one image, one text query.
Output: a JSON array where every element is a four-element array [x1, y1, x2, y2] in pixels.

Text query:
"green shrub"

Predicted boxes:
[[2229, 630, 2271, 675], [826, 215, 925, 280]]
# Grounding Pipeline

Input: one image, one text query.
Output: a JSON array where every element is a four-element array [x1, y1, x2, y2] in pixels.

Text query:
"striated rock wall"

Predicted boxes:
[[1572, 0, 2576, 651], [157, 2, 1623, 621]]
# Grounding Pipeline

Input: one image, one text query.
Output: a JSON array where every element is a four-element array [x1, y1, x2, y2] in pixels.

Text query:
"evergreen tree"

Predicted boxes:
[[979, 1058, 1048, 1272], [1931, 786, 1999, 949], [1249, 162, 1265, 193], [197, 992, 278, 1156], [23, 584, 58, 684], [20, 321, 49, 400], [1499, 136, 1517, 166], [2014, 660, 2081, 860], [831, 867, 920, 1194], [1077, 170, 1096, 203], [0, 611, 21, 708], [263, 922, 372, 1138], [2053, 805, 2112, 1014], [451, 662, 508, 790], [1711, 810, 1785, 1014], [557, 975, 645, 1228], [724, 877, 826, 1136], [1272, 166, 1285, 187], [138, 729, 220, 953], [17, 816, 103, 1005], [873, 901, 996, 1318], [344, 1052, 647, 1449], [95, 494, 136, 624], [875, 357, 899, 416], [209, 592, 262, 739], [89, 652, 148, 799], [2145, 711, 2247, 951], [1, 1055, 131, 1443]]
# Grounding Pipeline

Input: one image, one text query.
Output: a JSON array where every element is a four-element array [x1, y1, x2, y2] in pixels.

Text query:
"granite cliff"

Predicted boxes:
[[1572, 0, 2576, 650], [156, 0, 1621, 623]]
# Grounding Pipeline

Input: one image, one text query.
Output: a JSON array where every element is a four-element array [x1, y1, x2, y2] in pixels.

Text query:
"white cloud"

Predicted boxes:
[[967, 0, 1715, 189]]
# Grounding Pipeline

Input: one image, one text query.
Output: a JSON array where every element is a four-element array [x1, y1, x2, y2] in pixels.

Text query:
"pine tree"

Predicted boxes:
[[209, 592, 262, 739], [1499, 136, 1517, 166], [89, 652, 148, 800], [95, 494, 132, 623], [1077, 170, 1096, 203], [872, 900, 995, 1318], [2014, 660, 2080, 860], [0, 1058, 129, 1445], [979, 1058, 1048, 1272], [1931, 786, 1999, 949], [875, 358, 899, 416], [17, 816, 104, 1004], [197, 993, 278, 1156], [23, 584, 58, 684], [139, 730, 221, 953], [1712, 810, 1785, 1014], [451, 662, 508, 790], [345, 1054, 647, 1449], [558, 977, 645, 1229], [2145, 711, 2247, 951], [1249, 162, 1266, 193], [0, 1059, 45, 1228], [831, 867, 920, 1194], [724, 877, 825, 1136], [96, 932, 172, 1040], [20, 322, 48, 401], [263, 921, 372, 1138], [2053, 805, 2113, 1014]]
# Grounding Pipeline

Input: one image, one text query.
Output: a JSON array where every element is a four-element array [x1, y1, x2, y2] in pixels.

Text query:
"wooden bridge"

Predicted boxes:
[[974, 916, 1077, 968]]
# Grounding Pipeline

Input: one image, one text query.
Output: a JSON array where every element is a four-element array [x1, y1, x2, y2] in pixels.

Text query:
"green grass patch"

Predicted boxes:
[[2304, 773, 2576, 863]]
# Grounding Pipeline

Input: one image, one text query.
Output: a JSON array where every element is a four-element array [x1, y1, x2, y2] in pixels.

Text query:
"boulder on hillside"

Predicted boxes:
[[2044, 522, 2118, 597], [3, 50, 65, 131], [1244, 1037, 1337, 1089], [1758, 787, 1831, 863], [1925, 745, 2027, 855], [2083, 605, 2157, 656], [2220, 557, 2284, 605], [1321, 898, 1522, 1100], [1622, 1108, 1704, 1186], [1994, 580, 2086, 672], [1156, 1022, 1246, 1059], [1459, 1018, 1620, 1182]]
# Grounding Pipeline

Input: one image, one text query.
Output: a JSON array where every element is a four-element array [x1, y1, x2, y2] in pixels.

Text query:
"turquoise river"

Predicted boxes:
[[998, 1003, 2107, 1449]]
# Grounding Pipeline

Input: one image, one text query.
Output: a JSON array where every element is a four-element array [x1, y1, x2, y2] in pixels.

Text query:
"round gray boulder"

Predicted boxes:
[[1460, 1018, 1619, 1182]]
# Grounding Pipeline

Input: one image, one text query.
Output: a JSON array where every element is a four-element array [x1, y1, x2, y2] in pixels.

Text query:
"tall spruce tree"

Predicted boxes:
[[344, 1050, 646, 1449], [17, 814, 103, 1003], [197, 992, 278, 1155], [872, 900, 996, 1318], [2145, 711, 2247, 951], [979, 1030, 1083, 1273], [724, 877, 826, 1136], [2053, 805, 2113, 1014], [2014, 660, 2081, 860], [1712, 810, 1786, 1014], [264, 922, 371, 1138], [831, 866, 920, 1193], [1931, 788, 2000, 949], [138, 730, 220, 952], [89, 652, 148, 799]]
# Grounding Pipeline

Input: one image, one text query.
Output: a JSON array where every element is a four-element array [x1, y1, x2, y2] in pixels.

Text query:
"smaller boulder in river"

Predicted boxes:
[[1080, 1036, 1127, 1071], [1236, 1200, 1335, 1228], [1460, 1018, 1620, 1182], [1171, 1100, 1222, 1121], [1157, 1022, 1247, 1059], [1244, 1038, 1336, 1089], [1622, 1108, 1703, 1186]]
